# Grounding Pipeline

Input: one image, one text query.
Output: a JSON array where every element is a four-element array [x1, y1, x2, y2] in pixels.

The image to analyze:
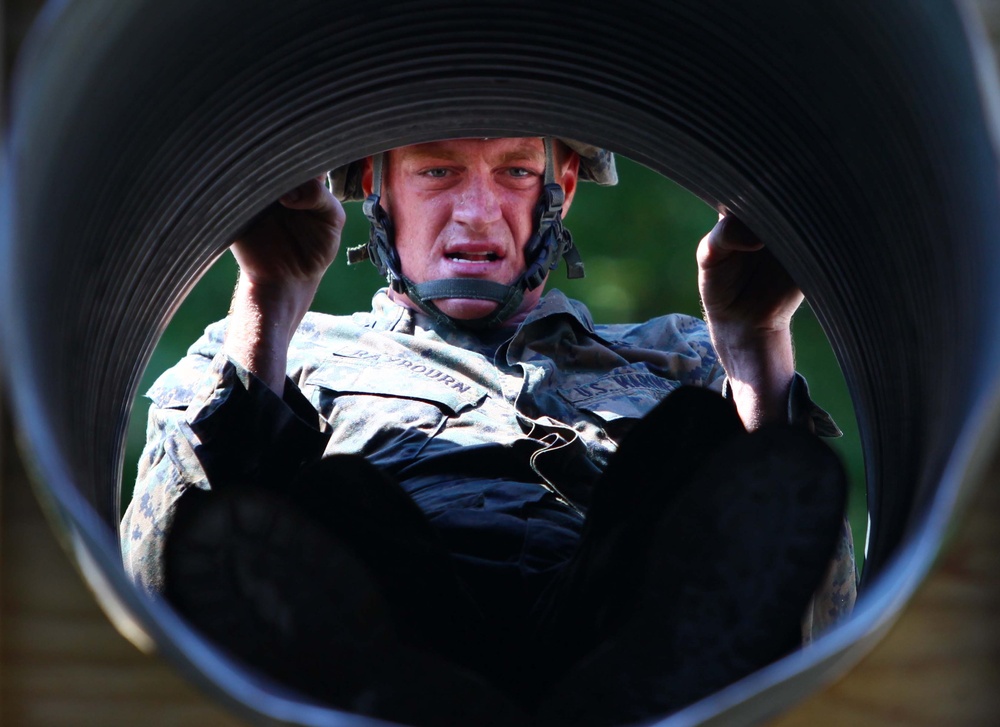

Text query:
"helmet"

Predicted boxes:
[[335, 137, 618, 330]]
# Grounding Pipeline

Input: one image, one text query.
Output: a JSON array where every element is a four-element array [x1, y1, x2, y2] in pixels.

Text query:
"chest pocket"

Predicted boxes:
[[557, 366, 680, 437], [306, 356, 488, 430]]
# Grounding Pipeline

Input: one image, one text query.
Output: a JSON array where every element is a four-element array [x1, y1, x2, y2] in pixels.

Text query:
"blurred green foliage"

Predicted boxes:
[[124, 155, 866, 565]]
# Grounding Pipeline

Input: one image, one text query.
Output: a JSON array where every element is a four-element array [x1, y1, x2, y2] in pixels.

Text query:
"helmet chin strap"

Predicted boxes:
[[347, 137, 585, 330]]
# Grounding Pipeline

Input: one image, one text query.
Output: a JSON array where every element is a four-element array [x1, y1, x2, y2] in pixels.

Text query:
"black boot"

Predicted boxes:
[[164, 485, 395, 705], [164, 475, 529, 726], [528, 387, 747, 686], [533, 423, 847, 727]]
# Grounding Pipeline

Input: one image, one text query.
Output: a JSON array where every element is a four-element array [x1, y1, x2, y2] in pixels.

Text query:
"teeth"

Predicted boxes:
[[448, 252, 497, 262]]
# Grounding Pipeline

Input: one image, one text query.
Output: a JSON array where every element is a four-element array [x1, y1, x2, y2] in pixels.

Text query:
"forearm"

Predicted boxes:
[[223, 175, 344, 391], [710, 324, 796, 431], [223, 273, 317, 393], [696, 214, 805, 430]]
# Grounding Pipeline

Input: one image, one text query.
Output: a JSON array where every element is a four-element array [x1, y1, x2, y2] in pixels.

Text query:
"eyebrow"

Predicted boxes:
[[402, 146, 462, 164], [400, 140, 544, 166], [496, 147, 544, 165]]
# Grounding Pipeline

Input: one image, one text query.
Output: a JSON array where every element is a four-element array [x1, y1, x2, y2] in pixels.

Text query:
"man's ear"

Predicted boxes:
[[361, 156, 374, 196], [558, 150, 580, 217]]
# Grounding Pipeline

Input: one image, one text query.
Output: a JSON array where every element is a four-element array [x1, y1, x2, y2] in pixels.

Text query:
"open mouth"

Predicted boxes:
[[446, 252, 500, 263]]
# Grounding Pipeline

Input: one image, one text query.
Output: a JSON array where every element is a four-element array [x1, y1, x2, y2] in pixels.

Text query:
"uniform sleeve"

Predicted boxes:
[[717, 361, 853, 638], [120, 351, 330, 594], [802, 517, 858, 642], [776, 375, 857, 638], [719, 372, 841, 437]]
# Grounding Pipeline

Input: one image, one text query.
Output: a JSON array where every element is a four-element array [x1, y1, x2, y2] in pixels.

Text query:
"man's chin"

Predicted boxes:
[[433, 298, 501, 321], [389, 287, 537, 327], [389, 289, 500, 320]]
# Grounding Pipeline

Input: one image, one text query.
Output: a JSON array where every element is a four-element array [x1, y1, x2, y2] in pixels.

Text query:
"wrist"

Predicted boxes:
[[712, 319, 793, 361], [232, 273, 319, 322]]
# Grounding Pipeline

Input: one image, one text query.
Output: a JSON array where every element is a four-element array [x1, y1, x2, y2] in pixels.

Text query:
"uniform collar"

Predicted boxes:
[[517, 289, 596, 333]]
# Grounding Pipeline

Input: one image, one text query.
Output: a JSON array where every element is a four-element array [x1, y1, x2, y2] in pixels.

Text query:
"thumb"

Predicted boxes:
[[279, 175, 334, 210], [698, 215, 764, 267]]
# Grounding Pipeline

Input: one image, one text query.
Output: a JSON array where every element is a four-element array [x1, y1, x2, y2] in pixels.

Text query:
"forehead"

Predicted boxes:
[[390, 137, 545, 163]]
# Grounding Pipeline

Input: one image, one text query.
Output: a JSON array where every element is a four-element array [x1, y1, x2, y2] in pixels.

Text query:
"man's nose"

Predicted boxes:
[[452, 173, 503, 229]]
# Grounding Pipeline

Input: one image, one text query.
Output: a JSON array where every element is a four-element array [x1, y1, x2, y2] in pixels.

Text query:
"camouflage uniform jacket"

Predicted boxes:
[[121, 288, 855, 633]]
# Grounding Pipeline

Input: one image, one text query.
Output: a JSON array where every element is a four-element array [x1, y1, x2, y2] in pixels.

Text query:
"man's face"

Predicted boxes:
[[363, 137, 579, 325]]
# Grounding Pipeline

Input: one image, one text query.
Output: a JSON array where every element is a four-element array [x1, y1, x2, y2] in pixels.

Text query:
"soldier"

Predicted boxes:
[[122, 137, 856, 726]]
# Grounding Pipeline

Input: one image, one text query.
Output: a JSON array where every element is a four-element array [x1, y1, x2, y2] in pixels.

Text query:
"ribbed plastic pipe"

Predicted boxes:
[[3, 0, 1000, 724]]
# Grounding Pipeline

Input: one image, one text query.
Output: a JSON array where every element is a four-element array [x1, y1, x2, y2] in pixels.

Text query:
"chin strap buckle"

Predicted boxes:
[[349, 193, 403, 292], [522, 181, 585, 291]]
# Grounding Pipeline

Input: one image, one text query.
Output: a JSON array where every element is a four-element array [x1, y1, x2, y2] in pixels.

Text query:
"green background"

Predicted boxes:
[[124, 155, 867, 566]]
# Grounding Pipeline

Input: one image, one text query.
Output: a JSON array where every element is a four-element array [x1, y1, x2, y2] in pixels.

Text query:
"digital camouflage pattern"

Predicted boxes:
[[121, 288, 855, 633]]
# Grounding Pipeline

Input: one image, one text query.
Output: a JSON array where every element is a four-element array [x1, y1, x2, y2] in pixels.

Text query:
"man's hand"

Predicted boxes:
[[697, 214, 801, 429], [224, 176, 346, 393], [231, 175, 346, 291], [697, 214, 803, 338]]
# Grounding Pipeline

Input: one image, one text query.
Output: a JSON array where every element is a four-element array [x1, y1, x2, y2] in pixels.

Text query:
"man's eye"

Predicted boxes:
[[423, 168, 450, 178], [507, 167, 533, 178]]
